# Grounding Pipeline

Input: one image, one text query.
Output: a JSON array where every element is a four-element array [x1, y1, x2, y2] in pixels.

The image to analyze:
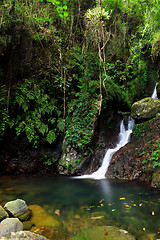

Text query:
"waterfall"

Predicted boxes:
[[75, 116, 135, 180], [151, 84, 158, 99]]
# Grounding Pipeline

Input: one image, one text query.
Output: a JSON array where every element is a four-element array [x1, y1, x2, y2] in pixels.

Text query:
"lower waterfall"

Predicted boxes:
[[75, 116, 135, 180]]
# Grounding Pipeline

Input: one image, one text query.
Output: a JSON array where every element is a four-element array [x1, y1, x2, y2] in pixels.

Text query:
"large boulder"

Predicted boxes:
[[0, 231, 48, 239], [73, 226, 136, 240], [0, 218, 23, 237], [0, 206, 9, 222], [131, 97, 160, 119], [4, 199, 31, 221]]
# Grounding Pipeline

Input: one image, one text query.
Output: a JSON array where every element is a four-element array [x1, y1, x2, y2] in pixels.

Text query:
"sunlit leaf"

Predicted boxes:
[[91, 216, 104, 219], [64, 12, 69, 17], [54, 209, 60, 216], [80, 206, 88, 209], [68, 227, 72, 232], [40, 226, 45, 230]]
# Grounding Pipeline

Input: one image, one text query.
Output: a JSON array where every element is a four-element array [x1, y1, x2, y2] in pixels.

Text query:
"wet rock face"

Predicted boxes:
[[131, 97, 160, 120], [107, 117, 160, 187], [0, 140, 60, 176]]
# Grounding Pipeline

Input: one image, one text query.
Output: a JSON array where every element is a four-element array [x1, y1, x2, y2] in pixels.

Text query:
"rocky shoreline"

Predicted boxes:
[[0, 198, 136, 240]]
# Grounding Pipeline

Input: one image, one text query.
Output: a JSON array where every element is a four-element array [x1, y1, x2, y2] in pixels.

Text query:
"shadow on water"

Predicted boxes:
[[0, 175, 160, 239]]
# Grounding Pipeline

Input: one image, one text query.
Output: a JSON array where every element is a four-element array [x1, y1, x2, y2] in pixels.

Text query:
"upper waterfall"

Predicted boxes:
[[151, 84, 158, 99], [74, 116, 135, 180]]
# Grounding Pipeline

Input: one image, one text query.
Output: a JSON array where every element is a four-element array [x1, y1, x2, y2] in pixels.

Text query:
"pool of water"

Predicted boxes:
[[0, 175, 160, 240]]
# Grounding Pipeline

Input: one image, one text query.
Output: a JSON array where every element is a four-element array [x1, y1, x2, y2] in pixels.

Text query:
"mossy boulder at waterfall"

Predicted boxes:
[[131, 97, 160, 120]]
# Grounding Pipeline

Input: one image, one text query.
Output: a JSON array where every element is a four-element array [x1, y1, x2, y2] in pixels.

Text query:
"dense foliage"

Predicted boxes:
[[0, 0, 159, 154]]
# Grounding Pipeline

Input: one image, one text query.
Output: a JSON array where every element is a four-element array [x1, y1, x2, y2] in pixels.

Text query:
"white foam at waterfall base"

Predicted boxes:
[[74, 117, 135, 180]]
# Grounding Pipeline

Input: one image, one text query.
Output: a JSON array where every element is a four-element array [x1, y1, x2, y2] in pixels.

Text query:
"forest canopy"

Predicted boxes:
[[0, 0, 159, 150]]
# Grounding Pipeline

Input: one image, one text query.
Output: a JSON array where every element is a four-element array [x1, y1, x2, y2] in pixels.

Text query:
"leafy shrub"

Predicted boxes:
[[10, 79, 64, 147]]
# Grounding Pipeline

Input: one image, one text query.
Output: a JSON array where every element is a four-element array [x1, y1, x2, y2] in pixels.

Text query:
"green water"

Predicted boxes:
[[0, 175, 160, 240]]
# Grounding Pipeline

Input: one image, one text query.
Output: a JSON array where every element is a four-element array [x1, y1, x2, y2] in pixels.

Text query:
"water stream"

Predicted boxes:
[[75, 117, 135, 180]]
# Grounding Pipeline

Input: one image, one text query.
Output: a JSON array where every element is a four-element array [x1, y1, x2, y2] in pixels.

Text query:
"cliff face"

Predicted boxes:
[[107, 116, 160, 187]]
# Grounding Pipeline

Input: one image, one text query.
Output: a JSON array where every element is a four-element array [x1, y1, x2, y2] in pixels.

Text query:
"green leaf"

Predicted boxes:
[[57, 119, 65, 132], [63, 5, 67, 10], [46, 130, 56, 144], [64, 12, 69, 17], [55, 0, 61, 5], [59, 13, 63, 18]]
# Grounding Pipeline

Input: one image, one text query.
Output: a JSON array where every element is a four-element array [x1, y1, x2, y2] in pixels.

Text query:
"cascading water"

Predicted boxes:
[[151, 84, 158, 99], [75, 116, 135, 180]]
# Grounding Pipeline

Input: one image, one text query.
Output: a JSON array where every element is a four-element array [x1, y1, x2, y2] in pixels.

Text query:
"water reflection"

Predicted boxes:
[[99, 179, 112, 202]]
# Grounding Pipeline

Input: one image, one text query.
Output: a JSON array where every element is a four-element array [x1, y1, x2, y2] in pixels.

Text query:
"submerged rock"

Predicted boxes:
[[0, 218, 23, 237], [131, 97, 160, 119], [0, 231, 48, 239], [4, 199, 31, 221], [29, 205, 60, 227], [73, 225, 136, 240]]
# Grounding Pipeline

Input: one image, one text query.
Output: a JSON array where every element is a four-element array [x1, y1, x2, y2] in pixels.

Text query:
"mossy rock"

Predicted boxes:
[[73, 226, 136, 240], [131, 97, 160, 119], [23, 220, 34, 230], [0, 206, 9, 221], [4, 199, 31, 221]]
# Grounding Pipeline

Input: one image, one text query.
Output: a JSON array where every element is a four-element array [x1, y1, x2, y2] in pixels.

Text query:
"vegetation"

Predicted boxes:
[[0, 0, 159, 168]]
